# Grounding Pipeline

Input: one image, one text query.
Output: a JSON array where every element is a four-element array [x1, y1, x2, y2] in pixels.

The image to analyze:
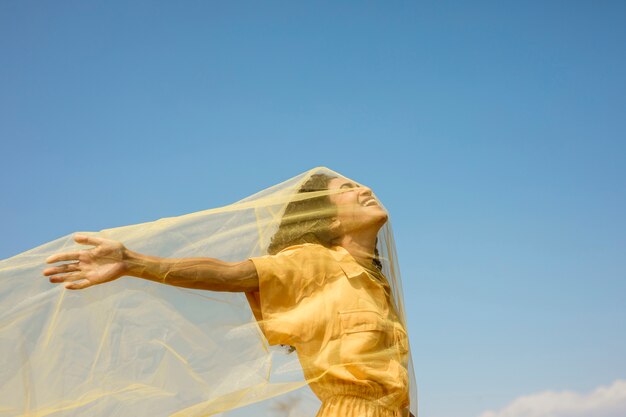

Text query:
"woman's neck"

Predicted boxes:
[[337, 228, 378, 266]]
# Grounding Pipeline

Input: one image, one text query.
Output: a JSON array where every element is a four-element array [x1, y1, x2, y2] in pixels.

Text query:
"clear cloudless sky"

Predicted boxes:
[[1, 2, 625, 417]]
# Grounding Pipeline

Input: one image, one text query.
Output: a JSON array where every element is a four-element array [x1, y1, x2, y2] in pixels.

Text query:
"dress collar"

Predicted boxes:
[[328, 246, 364, 279], [329, 246, 389, 290]]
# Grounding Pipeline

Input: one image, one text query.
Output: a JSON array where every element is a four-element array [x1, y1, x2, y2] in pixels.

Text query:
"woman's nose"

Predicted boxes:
[[359, 186, 372, 196]]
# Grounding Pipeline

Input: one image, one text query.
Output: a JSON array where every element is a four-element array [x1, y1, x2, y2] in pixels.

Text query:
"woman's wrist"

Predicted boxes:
[[122, 249, 169, 282], [122, 248, 144, 278]]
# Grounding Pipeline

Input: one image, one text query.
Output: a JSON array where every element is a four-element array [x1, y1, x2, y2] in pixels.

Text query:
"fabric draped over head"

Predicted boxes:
[[0, 167, 417, 417]]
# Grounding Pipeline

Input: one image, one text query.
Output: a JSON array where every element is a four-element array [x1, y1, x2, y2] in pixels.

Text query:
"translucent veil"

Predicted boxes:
[[0, 167, 417, 417]]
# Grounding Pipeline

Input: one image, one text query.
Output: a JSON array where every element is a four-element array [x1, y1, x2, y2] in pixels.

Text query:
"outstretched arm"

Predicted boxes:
[[43, 234, 259, 292]]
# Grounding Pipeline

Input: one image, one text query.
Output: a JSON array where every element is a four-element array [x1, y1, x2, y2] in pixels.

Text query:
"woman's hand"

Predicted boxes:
[[43, 234, 128, 290]]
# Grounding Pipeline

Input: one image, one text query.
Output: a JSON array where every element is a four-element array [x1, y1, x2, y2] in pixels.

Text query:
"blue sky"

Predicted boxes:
[[1, 2, 625, 416]]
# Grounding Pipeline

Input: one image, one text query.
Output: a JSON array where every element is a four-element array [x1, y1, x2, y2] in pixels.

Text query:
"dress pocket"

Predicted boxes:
[[339, 310, 388, 334], [337, 310, 391, 364]]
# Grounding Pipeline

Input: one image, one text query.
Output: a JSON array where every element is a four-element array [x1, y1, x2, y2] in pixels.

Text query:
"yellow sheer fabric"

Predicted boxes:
[[0, 167, 417, 417]]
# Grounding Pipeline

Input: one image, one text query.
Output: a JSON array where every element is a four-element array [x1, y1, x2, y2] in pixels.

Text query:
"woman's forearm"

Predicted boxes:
[[123, 249, 259, 292]]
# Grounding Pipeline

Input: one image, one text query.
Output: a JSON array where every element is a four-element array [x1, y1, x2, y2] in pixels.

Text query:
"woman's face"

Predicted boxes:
[[327, 177, 388, 235]]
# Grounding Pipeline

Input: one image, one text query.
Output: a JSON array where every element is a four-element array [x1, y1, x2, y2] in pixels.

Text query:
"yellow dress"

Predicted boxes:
[[246, 243, 410, 417]]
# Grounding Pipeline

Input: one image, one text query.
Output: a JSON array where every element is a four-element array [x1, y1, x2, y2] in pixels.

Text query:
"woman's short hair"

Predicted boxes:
[[267, 173, 338, 255]]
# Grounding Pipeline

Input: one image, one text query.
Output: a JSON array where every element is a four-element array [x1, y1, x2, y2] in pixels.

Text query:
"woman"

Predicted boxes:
[[42, 170, 415, 417]]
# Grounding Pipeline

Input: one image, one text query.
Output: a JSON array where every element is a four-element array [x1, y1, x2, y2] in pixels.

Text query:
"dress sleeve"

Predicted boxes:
[[245, 244, 335, 346]]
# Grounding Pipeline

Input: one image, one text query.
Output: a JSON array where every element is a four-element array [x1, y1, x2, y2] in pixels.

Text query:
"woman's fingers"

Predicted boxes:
[[42, 262, 80, 276], [48, 272, 84, 284], [44, 235, 105, 265], [74, 234, 105, 246], [46, 251, 82, 264], [43, 235, 123, 290], [65, 280, 94, 290]]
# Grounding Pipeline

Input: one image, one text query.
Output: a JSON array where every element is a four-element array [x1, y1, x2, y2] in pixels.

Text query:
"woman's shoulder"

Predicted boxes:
[[273, 245, 355, 271], [276, 243, 337, 257]]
